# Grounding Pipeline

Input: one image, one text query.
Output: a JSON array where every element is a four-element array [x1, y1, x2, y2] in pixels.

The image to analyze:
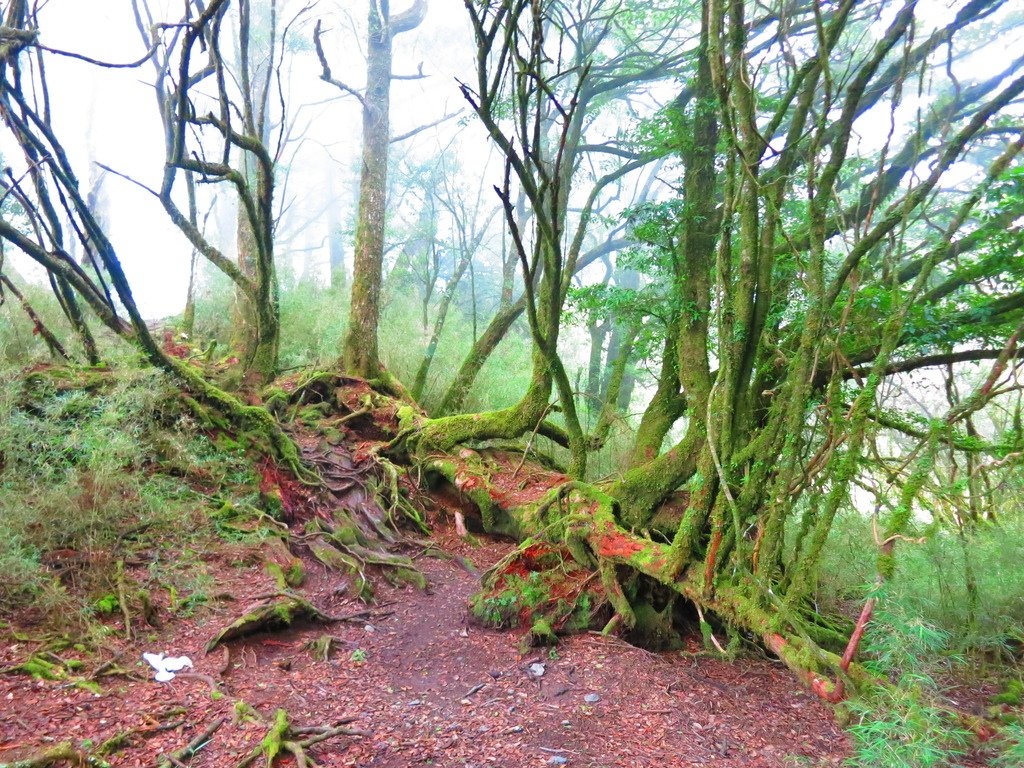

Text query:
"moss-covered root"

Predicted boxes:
[[304, 519, 426, 600], [3, 727, 139, 767], [171, 358, 318, 484], [436, 454, 864, 702], [205, 595, 338, 653], [0, 743, 87, 768], [235, 709, 370, 768]]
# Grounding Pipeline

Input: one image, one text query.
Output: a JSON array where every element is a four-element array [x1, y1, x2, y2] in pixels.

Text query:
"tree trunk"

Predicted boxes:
[[182, 248, 198, 337], [326, 171, 347, 291], [341, 0, 426, 379], [52, 275, 99, 364], [435, 295, 526, 415], [231, 205, 277, 383], [585, 319, 607, 410]]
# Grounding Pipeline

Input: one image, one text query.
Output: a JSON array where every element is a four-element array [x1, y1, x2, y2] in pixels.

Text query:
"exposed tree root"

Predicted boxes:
[[205, 595, 338, 653], [419, 448, 866, 701], [259, 372, 431, 595], [274, 375, 873, 703], [234, 709, 368, 768], [0, 726, 138, 767], [302, 634, 353, 661], [166, 360, 319, 485], [0, 743, 87, 768], [155, 717, 226, 768], [1, 652, 103, 695]]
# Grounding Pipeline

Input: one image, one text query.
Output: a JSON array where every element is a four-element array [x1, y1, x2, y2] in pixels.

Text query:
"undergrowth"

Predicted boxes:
[[816, 510, 1024, 655], [844, 596, 972, 768], [0, 364, 265, 626]]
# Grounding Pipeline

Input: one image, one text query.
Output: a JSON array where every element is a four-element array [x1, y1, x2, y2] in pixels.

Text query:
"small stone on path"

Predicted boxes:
[[584, 693, 601, 703]]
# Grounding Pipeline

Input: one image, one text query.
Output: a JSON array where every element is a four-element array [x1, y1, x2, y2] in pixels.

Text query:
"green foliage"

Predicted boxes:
[[993, 723, 1024, 768], [92, 594, 119, 615], [993, 679, 1024, 707], [187, 262, 536, 415], [845, 601, 971, 768], [814, 511, 1024, 654], [0, 277, 79, 365]]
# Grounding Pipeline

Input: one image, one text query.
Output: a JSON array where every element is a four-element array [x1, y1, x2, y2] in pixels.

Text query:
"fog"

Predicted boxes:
[[11, 0, 480, 316]]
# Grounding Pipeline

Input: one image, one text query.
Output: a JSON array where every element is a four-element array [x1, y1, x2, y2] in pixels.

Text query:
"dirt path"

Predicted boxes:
[[0, 519, 849, 768]]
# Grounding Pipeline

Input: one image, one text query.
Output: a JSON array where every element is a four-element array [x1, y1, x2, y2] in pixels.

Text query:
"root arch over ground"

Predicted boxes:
[[287, 377, 870, 703]]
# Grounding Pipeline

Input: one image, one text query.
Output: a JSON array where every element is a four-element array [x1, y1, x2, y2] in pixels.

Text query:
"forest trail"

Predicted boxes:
[[0, 519, 848, 768], [0, 379, 848, 767]]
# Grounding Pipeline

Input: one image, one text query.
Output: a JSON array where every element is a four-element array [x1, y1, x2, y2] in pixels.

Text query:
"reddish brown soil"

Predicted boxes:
[[0, 519, 850, 768]]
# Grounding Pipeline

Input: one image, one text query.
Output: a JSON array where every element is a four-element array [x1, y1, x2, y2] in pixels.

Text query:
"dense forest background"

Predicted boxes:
[[1, 0, 1024, 765]]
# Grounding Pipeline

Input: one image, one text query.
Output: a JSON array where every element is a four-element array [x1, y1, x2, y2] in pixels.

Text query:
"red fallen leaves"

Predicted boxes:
[[493, 542, 558, 581], [352, 441, 377, 463], [0, 513, 857, 768], [258, 459, 314, 523], [456, 474, 481, 493], [161, 330, 191, 359]]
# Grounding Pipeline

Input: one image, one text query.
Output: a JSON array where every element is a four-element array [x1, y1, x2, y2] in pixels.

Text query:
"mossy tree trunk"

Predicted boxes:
[[133, 0, 282, 386], [0, 3, 308, 476]]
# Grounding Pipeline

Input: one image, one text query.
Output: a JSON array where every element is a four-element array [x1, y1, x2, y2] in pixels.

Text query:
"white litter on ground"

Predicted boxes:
[[142, 652, 193, 682]]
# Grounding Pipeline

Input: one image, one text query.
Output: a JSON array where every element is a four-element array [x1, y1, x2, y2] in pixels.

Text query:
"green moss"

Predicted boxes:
[[528, 617, 558, 646], [329, 524, 361, 546], [397, 405, 418, 430], [392, 567, 428, 590], [298, 402, 333, 426], [259, 487, 285, 520], [265, 561, 303, 590], [214, 434, 244, 453], [93, 593, 119, 615], [284, 560, 304, 587], [205, 596, 334, 652], [262, 387, 290, 416], [261, 708, 290, 763], [97, 729, 132, 755], [994, 679, 1024, 707], [6, 654, 65, 680]]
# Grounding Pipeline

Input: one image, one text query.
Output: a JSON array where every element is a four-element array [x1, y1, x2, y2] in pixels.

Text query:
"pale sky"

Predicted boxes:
[[9, 0, 478, 317]]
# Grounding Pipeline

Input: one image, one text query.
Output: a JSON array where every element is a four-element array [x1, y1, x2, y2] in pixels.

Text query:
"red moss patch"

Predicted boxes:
[[595, 531, 648, 559]]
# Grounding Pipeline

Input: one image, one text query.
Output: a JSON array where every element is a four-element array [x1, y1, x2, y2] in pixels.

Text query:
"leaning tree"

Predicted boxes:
[[393, 0, 1024, 695]]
